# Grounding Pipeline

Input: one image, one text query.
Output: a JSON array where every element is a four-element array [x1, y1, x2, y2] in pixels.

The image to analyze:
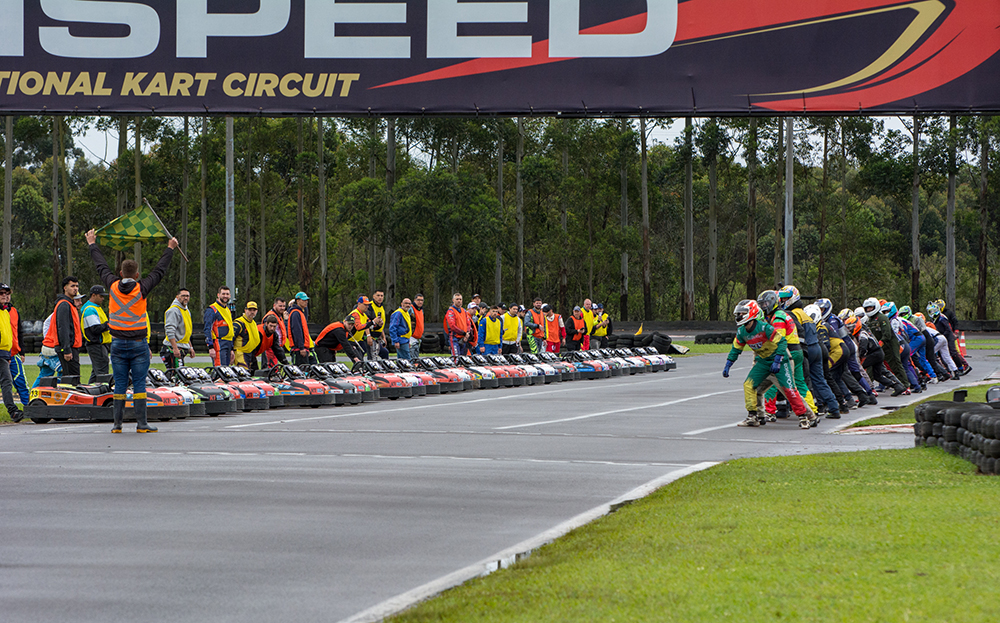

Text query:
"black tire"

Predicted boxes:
[[945, 441, 961, 456], [918, 421, 934, 437], [942, 425, 958, 443], [932, 422, 944, 438], [925, 436, 938, 447], [986, 439, 1000, 459], [914, 436, 925, 447]]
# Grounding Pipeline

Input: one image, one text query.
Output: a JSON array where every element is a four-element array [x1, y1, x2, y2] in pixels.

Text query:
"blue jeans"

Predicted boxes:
[[395, 342, 411, 361], [111, 339, 151, 425], [481, 344, 499, 355], [805, 343, 839, 413], [10, 355, 29, 404]]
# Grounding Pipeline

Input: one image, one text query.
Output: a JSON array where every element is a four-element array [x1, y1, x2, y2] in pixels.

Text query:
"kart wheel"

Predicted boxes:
[[28, 399, 52, 424]]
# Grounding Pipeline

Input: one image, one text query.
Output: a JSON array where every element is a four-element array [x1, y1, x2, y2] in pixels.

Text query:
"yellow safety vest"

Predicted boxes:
[[370, 303, 386, 335], [166, 302, 193, 346], [211, 302, 234, 341], [593, 313, 608, 337], [234, 316, 261, 354], [349, 308, 368, 342], [83, 302, 112, 344], [582, 308, 596, 334], [392, 308, 413, 340], [501, 313, 520, 342], [483, 316, 502, 345], [0, 308, 12, 352]]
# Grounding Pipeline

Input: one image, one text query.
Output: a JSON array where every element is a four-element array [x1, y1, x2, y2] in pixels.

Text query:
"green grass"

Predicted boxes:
[[388, 449, 1000, 623], [846, 384, 993, 428], [670, 340, 733, 356]]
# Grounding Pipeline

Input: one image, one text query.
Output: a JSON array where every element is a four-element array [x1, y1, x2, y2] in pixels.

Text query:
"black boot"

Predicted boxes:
[[135, 398, 157, 433], [112, 398, 124, 433]]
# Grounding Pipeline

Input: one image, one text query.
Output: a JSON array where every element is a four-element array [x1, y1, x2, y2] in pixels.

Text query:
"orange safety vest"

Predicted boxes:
[[43, 298, 83, 349], [545, 315, 562, 343], [258, 324, 276, 354], [316, 322, 347, 351], [108, 281, 148, 336], [530, 309, 546, 338], [413, 307, 424, 339], [285, 307, 313, 349], [569, 316, 586, 341]]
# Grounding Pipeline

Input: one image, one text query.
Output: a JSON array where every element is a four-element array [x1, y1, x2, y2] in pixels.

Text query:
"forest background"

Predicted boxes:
[[1, 115, 997, 325]]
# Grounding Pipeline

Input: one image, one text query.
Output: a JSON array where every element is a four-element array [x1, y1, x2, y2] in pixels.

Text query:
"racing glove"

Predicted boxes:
[[769, 355, 783, 374], [723, 360, 733, 378]]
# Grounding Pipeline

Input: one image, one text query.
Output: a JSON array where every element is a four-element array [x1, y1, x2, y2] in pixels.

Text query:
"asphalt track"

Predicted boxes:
[[1, 352, 968, 623]]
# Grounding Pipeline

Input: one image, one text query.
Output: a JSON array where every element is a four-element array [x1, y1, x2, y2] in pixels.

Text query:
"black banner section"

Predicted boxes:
[[1, 0, 998, 115]]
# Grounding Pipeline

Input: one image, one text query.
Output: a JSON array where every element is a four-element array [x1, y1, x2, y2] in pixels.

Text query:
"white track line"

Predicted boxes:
[[494, 389, 743, 430], [337, 461, 719, 623], [682, 421, 746, 436]]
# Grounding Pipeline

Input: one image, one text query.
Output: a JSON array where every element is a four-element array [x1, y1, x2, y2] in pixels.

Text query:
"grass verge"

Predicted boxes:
[[388, 449, 1000, 623], [669, 340, 732, 356], [846, 384, 993, 428]]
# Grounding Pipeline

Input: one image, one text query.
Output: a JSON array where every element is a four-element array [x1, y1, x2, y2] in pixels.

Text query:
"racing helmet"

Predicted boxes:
[[777, 285, 800, 309], [838, 308, 855, 320], [862, 297, 880, 318], [816, 298, 834, 320], [756, 290, 780, 316], [803, 304, 823, 324], [884, 301, 898, 318], [899, 305, 912, 319], [844, 315, 862, 336], [935, 298, 946, 310], [926, 302, 940, 318], [914, 312, 926, 321], [734, 300, 762, 327]]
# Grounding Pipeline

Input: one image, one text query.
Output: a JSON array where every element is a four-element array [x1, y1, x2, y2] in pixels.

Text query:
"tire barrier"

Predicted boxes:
[[694, 332, 737, 345], [914, 393, 1000, 475]]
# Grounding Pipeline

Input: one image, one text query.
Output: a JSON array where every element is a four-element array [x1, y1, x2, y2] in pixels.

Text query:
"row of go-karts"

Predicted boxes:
[[23, 347, 676, 424]]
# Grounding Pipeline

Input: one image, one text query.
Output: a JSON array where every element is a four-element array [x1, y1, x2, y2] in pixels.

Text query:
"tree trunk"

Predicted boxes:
[[707, 119, 718, 321], [911, 114, 921, 308], [641, 118, 653, 321], [199, 117, 207, 311], [683, 118, 694, 320], [946, 114, 956, 311], [52, 117, 60, 295], [746, 118, 758, 300], [773, 118, 783, 288], [496, 130, 504, 305], [60, 119, 71, 276], [297, 118, 306, 290], [2, 116, 11, 284], [977, 118, 990, 320], [180, 116, 189, 288], [384, 118, 395, 310], [621, 119, 631, 321], [134, 118, 142, 271], [516, 117, 525, 305], [818, 125, 829, 295], [784, 118, 794, 286]]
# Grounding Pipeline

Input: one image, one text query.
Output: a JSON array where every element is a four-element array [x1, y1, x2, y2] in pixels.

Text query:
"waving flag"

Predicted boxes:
[[95, 203, 169, 251]]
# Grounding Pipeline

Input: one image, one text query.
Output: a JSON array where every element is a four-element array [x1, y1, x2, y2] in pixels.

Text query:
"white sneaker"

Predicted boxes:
[[738, 415, 762, 427]]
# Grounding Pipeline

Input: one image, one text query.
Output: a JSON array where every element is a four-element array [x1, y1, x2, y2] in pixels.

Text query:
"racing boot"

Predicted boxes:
[[738, 411, 762, 427], [112, 398, 124, 433], [799, 414, 813, 429], [134, 398, 157, 433]]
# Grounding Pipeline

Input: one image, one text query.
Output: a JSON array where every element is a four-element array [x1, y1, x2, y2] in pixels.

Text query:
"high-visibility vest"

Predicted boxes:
[[166, 302, 193, 346], [582, 308, 596, 334], [258, 324, 278, 354], [0, 308, 12, 352], [82, 301, 112, 344], [234, 316, 261, 354], [210, 301, 234, 341], [545, 315, 562, 343], [285, 307, 313, 349], [108, 281, 148, 337], [43, 299, 83, 349], [412, 307, 424, 338], [530, 309, 546, 338], [569, 316, 586, 341], [392, 308, 413, 340], [348, 308, 369, 342], [593, 313, 608, 337], [369, 303, 386, 337], [316, 322, 347, 351], [482, 316, 502, 345], [501, 313, 520, 342]]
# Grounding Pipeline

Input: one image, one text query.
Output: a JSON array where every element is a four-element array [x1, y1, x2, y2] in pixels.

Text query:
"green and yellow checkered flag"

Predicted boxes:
[[95, 203, 169, 251]]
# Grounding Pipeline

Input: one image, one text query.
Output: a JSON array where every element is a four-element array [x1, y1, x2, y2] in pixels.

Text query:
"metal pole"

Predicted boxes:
[[225, 117, 235, 296], [784, 117, 794, 286], [3, 116, 12, 284]]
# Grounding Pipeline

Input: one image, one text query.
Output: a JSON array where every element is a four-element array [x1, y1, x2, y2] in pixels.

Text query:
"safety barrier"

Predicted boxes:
[[914, 390, 1000, 475]]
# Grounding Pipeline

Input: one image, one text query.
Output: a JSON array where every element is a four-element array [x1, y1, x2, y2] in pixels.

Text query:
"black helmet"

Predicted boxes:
[[756, 290, 779, 316]]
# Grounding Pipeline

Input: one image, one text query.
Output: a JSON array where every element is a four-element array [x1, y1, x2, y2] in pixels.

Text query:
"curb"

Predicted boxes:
[[337, 461, 719, 623]]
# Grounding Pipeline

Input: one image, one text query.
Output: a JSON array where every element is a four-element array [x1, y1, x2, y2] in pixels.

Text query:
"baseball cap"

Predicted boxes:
[[246, 301, 258, 309], [573, 306, 582, 312], [595, 303, 604, 309], [295, 292, 309, 301], [472, 293, 481, 299], [357, 295, 371, 305], [89, 285, 107, 295], [0, 283, 10, 292], [467, 302, 478, 310]]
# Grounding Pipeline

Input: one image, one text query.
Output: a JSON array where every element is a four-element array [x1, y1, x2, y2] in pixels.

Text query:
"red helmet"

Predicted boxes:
[[734, 300, 762, 327]]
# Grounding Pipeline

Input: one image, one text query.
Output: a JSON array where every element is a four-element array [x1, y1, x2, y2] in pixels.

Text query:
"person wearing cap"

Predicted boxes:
[[444, 292, 475, 356], [525, 298, 546, 354], [542, 304, 566, 353], [81, 284, 111, 382], [286, 292, 314, 365], [0, 283, 21, 421], [591, 304, 611, 348], [388, 298, 415, 361], [87, 228, 177, 434], [367, 290, 389, 359], [42, 276, 83, 379], [565, 306, 588, 351], [162, 288, 196, 370], [255, 311, 288, 370], [315, 315, 364, 364], [0, 284, 28, 418], [205, 286, 235, 366], [501, 304, 522, 355], [348, 296, 374, 358], [410, 293, 425, 358], [232, 301, 261, 369]]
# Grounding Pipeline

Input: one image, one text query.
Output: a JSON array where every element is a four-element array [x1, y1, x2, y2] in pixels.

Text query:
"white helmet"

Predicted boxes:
[[854, 307, 868, 324], [804, 304, 823, 324], [862, 297, 880, 318]]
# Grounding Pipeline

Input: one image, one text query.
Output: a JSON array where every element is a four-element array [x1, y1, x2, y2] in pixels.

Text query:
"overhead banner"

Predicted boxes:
[[1, 0, 999, 116]]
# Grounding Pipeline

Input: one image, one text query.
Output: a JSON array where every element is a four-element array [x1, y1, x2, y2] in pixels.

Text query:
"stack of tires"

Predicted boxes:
[[419, 333, 441, 354], [650, 332, 672, 354], [695, 332, 737, 345], [914, 400, 1000, 475]]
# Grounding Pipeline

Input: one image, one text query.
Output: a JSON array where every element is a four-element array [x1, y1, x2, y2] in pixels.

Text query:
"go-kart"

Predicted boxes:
[[255, 365, 335, 407], [353, 360, 414, 399], [496, 354, 546, 385], [473, 354, 528, 386], [147, 368, 206, 416], [319, 362, 380, 402], [635, 346, 676, 371], [170, 367, 238, 414], [517, 353, 562, 383], [411, 358, 470, 392], [25, 374, 189, 424], [561, 351, 612, 380], [302, 364, 364, 405], [389, 359, 443, 394], [378, 359, 431, 396], [451, 356, 500, 389], [539, 352, 581, 380], [210, 366, 272, 411], [228, 366, 285, 407]]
